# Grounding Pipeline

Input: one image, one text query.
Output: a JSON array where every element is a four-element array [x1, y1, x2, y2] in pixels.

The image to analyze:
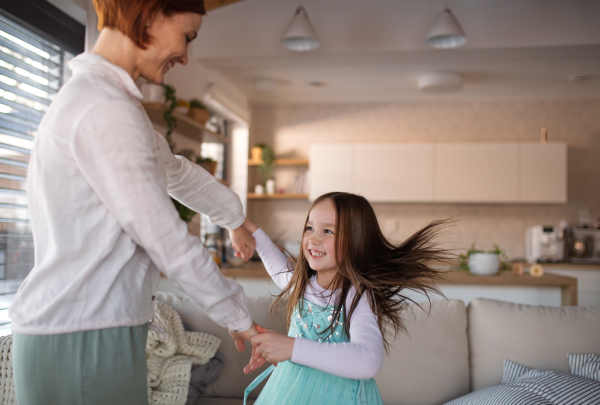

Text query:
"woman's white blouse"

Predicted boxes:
[[253, 229, 385, 380], [9, 52, 252, 335]]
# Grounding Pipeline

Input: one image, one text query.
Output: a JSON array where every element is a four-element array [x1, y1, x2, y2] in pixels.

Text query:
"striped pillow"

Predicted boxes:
[[444, 359, 600, 405], [569, 353, 600, 382]]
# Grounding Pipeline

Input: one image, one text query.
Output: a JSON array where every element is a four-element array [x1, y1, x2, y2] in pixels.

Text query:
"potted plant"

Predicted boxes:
[[177, 148, 218, 176], [458, 244, 510, 275], [196, 156, 217, 176], [188, 98, 211, 125], [174, 99, 189, 115], [254, 143, 275, 187]]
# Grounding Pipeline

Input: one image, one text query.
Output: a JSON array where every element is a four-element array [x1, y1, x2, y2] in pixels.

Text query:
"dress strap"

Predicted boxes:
[[356, 379, 367, 405], [244, 364, 275, 405]]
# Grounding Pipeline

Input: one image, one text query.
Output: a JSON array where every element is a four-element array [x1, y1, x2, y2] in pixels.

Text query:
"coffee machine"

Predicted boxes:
[[525, 225, 565, 263], [566, 227, 600, 264]]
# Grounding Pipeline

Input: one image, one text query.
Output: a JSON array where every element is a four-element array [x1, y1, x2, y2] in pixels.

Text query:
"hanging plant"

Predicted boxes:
[[161, 83, 177, 152]]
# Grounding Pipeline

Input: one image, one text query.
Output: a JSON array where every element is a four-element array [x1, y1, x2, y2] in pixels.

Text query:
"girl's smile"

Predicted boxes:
[[302, 199, 339, 289]]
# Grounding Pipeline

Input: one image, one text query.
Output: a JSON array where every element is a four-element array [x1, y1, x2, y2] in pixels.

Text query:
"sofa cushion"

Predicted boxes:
[[468, 298, 600, 391], [444, 359, 600, 405], [375, 299, 470, 405], [569, 353, 600, 381], [155, 291, 288, 399]]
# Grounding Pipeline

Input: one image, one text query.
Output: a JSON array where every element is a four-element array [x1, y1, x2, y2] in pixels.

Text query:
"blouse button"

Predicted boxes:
[[152, 295, 156, 301]]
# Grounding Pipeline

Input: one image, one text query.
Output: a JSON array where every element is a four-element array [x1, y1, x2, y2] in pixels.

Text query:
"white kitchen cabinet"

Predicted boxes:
[[520, 143, 567, 203], [309, 144, 353, 200], [354, 144, 434, 202], [309, 142, 566, 204], [435, 143, 520, 203]]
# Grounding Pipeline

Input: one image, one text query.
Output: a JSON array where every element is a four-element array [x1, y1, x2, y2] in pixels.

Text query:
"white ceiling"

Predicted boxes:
[[192, 0, 600, 104]]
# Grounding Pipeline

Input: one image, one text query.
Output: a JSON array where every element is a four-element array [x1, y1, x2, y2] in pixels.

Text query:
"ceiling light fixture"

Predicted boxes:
[[254, 78, 279, 94], [425, 8, 467, 49], [281, 6, 320, 52], [418, 72, 463, 92]]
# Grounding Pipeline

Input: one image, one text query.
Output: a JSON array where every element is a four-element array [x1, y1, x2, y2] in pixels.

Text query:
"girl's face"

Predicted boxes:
[[302, 199, 339, 286], [139, 12, 202, 84]]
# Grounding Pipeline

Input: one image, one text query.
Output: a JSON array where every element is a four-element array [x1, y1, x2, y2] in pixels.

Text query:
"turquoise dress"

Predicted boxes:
[[244, 299, 383, 405]]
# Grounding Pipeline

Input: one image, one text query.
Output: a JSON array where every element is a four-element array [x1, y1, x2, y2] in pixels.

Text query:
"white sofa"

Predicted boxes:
[[156, 291, 600, 405]]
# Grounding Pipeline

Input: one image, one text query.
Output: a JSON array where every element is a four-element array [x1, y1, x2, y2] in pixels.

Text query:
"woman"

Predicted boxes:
[[9, 0, 259, 403]]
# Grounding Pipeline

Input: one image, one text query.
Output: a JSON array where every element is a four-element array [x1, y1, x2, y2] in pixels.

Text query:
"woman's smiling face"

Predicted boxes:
[[302, 199, 339, 287], [140, 11, 202, 84]]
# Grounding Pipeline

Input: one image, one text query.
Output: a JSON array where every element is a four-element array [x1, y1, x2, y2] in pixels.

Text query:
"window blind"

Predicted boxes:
[[0, 13, 73, 281]]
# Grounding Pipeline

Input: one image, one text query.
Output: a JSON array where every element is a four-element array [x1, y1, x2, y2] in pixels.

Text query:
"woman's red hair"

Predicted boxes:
[[93, 0, 206, 49]]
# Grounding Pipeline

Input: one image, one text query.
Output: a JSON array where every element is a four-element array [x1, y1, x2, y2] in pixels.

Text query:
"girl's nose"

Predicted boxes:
[[308, 234, 322, 245]]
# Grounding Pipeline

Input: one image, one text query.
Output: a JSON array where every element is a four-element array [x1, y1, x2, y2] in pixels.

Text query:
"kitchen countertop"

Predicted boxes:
[[220, 261, 578, 306]]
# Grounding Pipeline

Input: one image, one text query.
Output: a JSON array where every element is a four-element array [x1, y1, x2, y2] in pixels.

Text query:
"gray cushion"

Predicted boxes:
[[375, 299, 470, 405], [444, 359, 600, 405], [569, 353, 600, 381], [468, 298, 600, 391]]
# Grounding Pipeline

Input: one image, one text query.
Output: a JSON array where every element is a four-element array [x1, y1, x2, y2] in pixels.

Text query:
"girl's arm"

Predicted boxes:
[[251, 292, 385, 380], [155, 132, 254, 259], [244, 221, 293, 289]]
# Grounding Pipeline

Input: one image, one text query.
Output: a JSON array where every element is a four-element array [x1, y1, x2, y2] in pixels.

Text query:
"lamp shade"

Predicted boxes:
[[418, 72, 463, 92], [282, 6, 320, 52], [425, 8, 467, 49]]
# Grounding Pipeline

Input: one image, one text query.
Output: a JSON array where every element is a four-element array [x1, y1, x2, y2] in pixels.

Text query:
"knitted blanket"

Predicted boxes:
[[146, 301, 222, 405], [0, 335, 15, 405]]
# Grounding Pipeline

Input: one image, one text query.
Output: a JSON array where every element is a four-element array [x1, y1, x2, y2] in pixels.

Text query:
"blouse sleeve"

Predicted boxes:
[[290, 292, 384, 380], [155, 132, 245, 230], [252, 228, 293, 289], [71, 101, 252, 332]]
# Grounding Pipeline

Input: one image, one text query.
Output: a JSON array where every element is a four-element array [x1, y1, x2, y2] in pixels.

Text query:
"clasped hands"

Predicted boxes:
[[229, 324, 295, 374]]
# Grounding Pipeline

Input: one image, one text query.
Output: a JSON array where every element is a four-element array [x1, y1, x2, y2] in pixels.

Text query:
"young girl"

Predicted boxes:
[[242, 192, 452, 405]]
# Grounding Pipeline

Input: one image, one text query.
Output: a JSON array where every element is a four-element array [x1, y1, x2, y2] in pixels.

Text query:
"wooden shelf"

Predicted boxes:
[[247, 193, 308, 200], [248, 158, 309, 166], [143, 103, 230, 144]]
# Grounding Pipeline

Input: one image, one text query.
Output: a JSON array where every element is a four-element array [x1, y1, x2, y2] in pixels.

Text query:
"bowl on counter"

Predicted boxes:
[[469, 253, 500, 275]]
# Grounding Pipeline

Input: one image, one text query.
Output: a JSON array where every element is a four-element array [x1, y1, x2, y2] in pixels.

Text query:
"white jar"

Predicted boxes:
[[254, 184, 264, 195], [468, 253, 499, 276]]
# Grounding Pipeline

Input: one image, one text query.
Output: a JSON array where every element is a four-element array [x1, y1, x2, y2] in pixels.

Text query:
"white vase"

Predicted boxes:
[[266, 179, 276, 195], [468, 253, 499, 276], [254, 184, 264, 195], [141, 83, 164, 103]]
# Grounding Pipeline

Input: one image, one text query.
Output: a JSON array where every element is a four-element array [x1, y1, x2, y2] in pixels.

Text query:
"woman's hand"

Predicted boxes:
[[242, 218, 258, 234], [229, 323, 267, 373], [248, 325, 294, 372], [228, 223, 255, 260]]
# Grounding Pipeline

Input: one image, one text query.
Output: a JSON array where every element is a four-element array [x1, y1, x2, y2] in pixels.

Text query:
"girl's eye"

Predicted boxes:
[[306, 226, 314, 231], [325, 229, 333, 234]]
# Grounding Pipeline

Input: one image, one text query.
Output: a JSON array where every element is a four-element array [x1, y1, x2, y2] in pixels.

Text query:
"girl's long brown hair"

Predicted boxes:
[[273, 192, 454, 353]]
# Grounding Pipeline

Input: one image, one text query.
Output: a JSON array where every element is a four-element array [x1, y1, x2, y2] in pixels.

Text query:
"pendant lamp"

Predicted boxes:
[[281, 6, 320, 52], [425, 8, 467, 49]]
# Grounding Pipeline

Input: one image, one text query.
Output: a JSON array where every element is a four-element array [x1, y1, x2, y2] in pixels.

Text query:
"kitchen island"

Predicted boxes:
[[219, 261, 578, 307]]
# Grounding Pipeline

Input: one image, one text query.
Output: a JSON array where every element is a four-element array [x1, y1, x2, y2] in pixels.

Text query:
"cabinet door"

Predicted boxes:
[[520, 143, 567, 203], [309, 144, 353, 201], [354, 144, 434, 202], [435, 143, 519, 203]]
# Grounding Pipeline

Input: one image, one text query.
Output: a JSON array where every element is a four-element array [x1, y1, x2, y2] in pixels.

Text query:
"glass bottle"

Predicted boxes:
[[204, 233, 222, 266]]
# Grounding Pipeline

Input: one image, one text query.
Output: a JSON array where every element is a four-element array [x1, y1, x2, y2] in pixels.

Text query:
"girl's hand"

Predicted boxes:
[[247, 325, 294, 373]]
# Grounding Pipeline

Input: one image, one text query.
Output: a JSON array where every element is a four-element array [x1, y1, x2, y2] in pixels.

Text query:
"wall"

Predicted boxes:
[[248, 99, 600, 260]]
